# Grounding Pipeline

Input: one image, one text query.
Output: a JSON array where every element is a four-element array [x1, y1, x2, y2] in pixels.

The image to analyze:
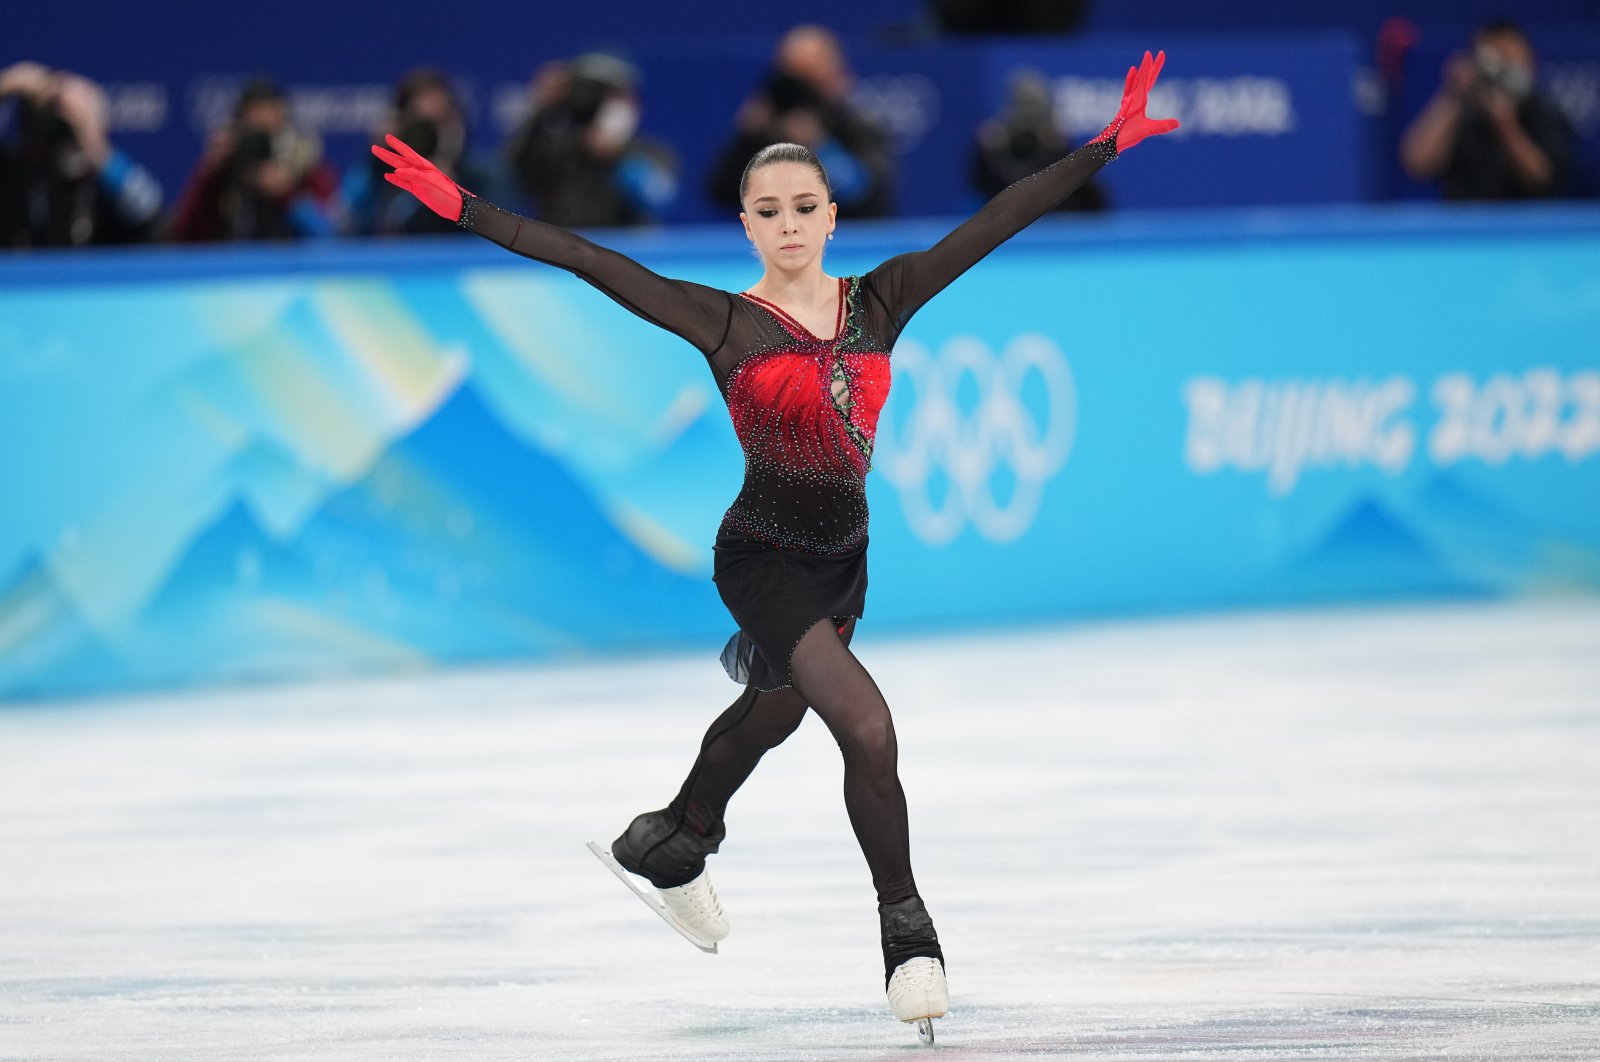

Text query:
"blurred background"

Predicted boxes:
[[3, 0, 1599, 699]]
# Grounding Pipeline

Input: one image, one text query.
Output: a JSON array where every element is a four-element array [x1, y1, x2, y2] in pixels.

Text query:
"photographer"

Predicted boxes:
[[971, 69, 1105, 212], [0, 61, 163, 248], [707, 25, 894, 218], [345, 69, 489, 236], [1400, 20, 1576, 200], [169, 79, 338, 242], [504, 53, 678, 228]]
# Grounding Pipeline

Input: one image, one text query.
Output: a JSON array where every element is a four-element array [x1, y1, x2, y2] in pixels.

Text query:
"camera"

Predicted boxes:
[[765, 73, 823, 115], [230, 127, 273, 175], [18, 97, 76, 151]]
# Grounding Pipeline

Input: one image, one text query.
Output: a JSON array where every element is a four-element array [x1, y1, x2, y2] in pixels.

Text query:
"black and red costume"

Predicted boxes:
[[450, 132, 1123, 989], [456, 136, 1117, 692], [377, 48, 1170, 992]]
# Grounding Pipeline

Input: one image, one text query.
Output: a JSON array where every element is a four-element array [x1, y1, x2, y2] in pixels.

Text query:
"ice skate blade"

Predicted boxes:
[[587, 841, 718, 954], [915, 1017, 935, 1044]]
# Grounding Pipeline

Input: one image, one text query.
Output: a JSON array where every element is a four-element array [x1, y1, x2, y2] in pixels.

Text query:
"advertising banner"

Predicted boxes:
[[2, 207, 1597, 696]]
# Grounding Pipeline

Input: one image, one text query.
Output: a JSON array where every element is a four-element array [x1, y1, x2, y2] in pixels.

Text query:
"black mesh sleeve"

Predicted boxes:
[[867, 138, 1117, 331], [457, 194, 735, 358]]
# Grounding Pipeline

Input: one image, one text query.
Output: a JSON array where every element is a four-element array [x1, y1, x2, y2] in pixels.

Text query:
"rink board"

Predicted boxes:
[[1, 206, 1598, 696]]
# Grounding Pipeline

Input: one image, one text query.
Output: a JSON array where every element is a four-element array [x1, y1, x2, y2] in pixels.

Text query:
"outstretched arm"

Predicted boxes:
[[374, 136, 733, 357], [872, 51, 1179, 329]]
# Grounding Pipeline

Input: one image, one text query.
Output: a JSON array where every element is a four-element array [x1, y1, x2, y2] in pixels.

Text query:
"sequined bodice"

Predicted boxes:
[[719, 277, 892, 554]]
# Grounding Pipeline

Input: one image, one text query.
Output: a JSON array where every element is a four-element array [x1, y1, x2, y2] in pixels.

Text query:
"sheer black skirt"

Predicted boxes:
[[712, 533, 868, 691]]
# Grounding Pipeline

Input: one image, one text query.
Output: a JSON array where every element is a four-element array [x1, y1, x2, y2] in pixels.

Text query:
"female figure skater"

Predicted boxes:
[[374, 50, 1177, 1037]]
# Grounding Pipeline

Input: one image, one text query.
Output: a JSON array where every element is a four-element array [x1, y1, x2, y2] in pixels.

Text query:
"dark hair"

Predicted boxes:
[[738, 142, 833, 206], [233, 78, 285, 121], [395, 67, 456, 113], [1475, 18, 1529, 44]]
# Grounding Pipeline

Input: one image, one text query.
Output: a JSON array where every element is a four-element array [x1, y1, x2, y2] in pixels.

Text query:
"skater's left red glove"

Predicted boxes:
[[371, 134, 466, 222], [1093, 50, 1180, 152]]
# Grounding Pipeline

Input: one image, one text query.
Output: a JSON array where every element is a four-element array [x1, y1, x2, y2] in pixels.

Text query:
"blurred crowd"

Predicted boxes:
[[0, 18, 1584, 252]]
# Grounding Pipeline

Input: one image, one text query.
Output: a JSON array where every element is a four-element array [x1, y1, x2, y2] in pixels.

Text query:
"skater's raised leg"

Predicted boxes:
[[609, 672, 814, 944], [788, 620, 947, 1022], [613, 682, 810, 875], [668, 681, 812, 841], [675, 619, 861, 820]]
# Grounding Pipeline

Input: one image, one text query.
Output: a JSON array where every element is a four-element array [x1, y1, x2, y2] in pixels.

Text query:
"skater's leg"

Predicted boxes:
[[666, 619, 858, 831], [787, 619, 916, 906], [613, 656, 821, 889], [787, 620, 944, 987], [668, 684, 809, 834]]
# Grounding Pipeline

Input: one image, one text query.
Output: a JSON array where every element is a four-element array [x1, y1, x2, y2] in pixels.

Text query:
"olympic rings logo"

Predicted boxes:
[[875, 334, 1076, 545]]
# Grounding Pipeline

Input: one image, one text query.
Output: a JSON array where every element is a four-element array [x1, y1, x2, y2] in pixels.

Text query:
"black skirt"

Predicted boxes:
[[712, 533, 868, 691]]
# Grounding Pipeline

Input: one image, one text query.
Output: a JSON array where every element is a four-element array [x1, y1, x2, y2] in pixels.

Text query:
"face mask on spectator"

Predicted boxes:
[[593, 98, 640, 151]]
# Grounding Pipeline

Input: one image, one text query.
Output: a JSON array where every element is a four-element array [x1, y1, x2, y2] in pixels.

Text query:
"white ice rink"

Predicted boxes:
[[3, 601, 1598, 1061]]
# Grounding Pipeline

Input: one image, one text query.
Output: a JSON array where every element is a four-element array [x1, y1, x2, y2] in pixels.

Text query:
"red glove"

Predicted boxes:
[[1093, 50, 1180, 152], [370, 133, 465, 222]]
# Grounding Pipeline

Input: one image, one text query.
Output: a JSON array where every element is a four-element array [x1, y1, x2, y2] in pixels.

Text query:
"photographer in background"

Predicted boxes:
[[707, 25, 894, 218], [344, 69, 490, 236], [972, 69, 1105, 212], [169, 79, 338, 242], [504, 53, 678, 228], [0, 61, 163, 248], [1400, 20, 1576, 200]]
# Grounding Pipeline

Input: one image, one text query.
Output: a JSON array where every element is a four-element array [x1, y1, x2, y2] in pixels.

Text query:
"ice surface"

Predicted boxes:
[[2, 601, 1598, 1060]]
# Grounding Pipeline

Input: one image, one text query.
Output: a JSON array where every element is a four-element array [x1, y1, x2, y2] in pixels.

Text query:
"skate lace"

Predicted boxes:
[[664, 874, 724, 922], [890, 957, 943, 993], [887, 956, 947, 1020]]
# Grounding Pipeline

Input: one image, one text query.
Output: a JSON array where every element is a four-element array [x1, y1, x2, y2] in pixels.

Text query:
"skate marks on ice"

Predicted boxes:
[[1, 601, 1598, 1060], [653, 983, 1600, 1059], [587, 841, 718, 953]]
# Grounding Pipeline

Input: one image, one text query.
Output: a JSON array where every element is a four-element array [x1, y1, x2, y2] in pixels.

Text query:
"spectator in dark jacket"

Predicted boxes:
[[344, 68, 492, 237], [169, 79, 338, 242], [1400, 20, 1577, 200], [708, 26, 895, 218], [504, 53, 678, 228], [972, 69, 1106, 212], [0, 62, 163, 249]]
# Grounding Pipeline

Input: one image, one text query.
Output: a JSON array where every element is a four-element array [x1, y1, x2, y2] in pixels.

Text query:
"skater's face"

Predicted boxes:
[[740, 162, 836, 274]]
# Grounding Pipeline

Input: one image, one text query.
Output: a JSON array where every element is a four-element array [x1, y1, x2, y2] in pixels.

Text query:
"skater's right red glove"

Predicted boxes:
[[1092, 50, 1180, 153], [371, 133, 466, 223]]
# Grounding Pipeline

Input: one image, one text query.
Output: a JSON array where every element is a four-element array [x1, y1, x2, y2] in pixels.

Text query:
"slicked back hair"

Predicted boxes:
[[738, 142, 833, 207]]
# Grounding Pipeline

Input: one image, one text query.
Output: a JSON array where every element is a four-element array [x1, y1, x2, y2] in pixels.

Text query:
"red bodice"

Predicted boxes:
[[719, 277, 891, 553]]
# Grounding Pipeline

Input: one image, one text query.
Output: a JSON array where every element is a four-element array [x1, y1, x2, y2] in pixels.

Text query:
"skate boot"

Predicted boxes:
[[880, 896, 947, 1042], [610, 807, 730, 944]]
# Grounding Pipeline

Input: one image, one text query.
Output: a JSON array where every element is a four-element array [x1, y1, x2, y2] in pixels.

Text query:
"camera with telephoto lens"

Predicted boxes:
[[18, 97, 76, 151], [564, 74, 611, 126], [229, 127, 273, 176]]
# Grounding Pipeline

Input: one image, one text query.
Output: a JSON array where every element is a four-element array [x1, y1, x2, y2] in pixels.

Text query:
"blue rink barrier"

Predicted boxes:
[[2, 205, 1599, 698]]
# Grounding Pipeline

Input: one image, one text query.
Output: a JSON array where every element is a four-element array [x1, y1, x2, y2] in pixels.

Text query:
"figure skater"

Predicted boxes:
[[373, 49, 1177, 1040]]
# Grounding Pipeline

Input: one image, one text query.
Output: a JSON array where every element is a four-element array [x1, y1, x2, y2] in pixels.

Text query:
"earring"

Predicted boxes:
[[827, 232, 834, 241]]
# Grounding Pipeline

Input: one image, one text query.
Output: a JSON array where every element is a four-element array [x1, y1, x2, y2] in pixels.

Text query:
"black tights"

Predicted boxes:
[[668, 618, 918, 905]]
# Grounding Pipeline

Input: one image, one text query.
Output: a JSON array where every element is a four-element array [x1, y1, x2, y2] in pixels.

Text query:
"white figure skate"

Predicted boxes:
[[587, 841, 728, 953], [887, 956, 948, 1044]]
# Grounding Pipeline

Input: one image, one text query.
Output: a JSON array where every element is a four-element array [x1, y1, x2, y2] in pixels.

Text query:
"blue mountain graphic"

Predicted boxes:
[[0, 552, 126, 700], [110, 381, 730, 691], [606, 399, 741, 569], [1280, 494, 1488, 602], [1407, 471, 1536, 590]]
